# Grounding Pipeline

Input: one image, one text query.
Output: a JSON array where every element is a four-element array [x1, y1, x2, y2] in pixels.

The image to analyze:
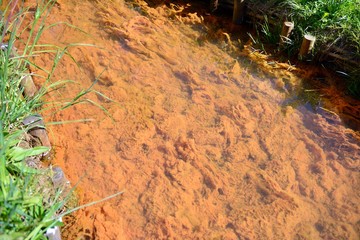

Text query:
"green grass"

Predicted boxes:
[[247, 0, 360, 97], [0, 0, 122, 238], [248, 0, 360, 53], [281, 0, 360, 60], [0, 1, 67, 238]]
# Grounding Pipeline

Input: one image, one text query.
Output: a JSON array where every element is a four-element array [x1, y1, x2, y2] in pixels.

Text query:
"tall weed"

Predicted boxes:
[[0, 0, 120, 238]]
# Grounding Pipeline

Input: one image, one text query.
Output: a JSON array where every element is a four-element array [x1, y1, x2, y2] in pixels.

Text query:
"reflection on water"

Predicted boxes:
[[21, 0, 360, 239]]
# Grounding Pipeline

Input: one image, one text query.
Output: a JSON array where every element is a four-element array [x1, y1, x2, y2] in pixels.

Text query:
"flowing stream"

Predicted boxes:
[[21, 0, 360, 239]]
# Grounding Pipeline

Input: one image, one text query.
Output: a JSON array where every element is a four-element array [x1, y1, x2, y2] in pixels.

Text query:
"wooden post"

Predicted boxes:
[[299, 34, 316, 58], [280, 21, 294, 44], [233, 0, 246, 24]]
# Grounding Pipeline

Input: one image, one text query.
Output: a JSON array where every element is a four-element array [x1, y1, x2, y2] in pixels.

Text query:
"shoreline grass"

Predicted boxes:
[[0, 1, 67, 238], [0, 1, 122, 238], [245, 0, 360, 98], [246, 0, 360, 54]]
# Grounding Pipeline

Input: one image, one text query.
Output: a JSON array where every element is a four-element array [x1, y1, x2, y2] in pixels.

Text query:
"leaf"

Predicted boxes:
[[322, 12, 329, 19], [13, 162, 42, 174], [8, 146, 49, 162]]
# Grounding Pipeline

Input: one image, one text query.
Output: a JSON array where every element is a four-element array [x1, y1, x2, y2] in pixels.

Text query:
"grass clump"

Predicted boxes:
[[247, 0, 360, 55], [0, 1, 69, 238], [246, 0, 360, 98], [1, 0, 124, 238]]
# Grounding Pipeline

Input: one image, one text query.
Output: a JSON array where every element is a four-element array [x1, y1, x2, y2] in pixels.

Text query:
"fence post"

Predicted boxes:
[[233, 0, 246, 24], [299, 34, 316, 58], [280, 21, 294, 44]]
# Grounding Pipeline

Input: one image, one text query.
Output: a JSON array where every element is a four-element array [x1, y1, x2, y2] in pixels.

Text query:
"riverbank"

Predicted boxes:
[[30, 1, 359, 239], [0, 1, 66, 238], [2, 0, 359, 239]]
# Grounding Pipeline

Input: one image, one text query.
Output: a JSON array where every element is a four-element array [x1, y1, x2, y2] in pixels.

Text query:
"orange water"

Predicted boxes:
[[20, 0, 360, 239]]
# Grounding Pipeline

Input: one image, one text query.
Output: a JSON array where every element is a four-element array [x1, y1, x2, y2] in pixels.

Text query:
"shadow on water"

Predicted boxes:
[[133, 0, 360, 133]]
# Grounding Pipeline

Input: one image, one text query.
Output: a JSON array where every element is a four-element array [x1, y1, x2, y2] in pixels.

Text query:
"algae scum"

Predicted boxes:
[[24, 0, 360, 239]]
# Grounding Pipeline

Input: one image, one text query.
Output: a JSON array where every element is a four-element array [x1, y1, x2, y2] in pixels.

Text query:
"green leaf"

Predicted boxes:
[[8, 146, 49, 162]]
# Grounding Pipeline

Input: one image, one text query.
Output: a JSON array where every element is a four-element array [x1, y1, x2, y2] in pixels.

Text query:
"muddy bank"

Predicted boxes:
[[22, 0, 360, 239]]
